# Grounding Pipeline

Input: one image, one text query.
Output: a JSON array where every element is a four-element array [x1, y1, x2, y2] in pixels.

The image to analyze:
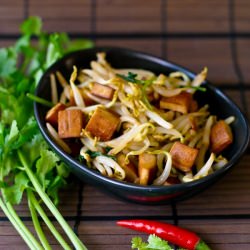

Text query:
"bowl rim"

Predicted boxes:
[[34, 46, 250, 193]]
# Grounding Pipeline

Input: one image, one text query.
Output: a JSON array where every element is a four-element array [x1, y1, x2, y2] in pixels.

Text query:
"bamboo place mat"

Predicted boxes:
[[0, 0, 250, 249]]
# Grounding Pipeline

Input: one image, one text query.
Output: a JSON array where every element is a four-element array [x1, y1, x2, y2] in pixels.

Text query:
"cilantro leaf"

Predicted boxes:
[[132, 237, 149, 250], [20, 16, 42, 36], [21, 134, 48, 166], [66, 39, 94, 52], [147, 235, 173, 250], [10, 117, 39, 150], [131, 235, 174, 250], [46, 175, 67, 206], [117, 72, 154, 110], [85, 149, 116, 160], [2, 172, 29, 205], [117, 72, 154, 86], [35, 149, 60, 188], [0, 16, 92, 249], [117, 72, 139, 84], [0, 48, 17, 78], [45, 33, 65, 68]]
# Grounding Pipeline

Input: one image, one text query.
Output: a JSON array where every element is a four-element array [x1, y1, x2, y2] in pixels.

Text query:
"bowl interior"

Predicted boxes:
[[34, 47, 250, 200]]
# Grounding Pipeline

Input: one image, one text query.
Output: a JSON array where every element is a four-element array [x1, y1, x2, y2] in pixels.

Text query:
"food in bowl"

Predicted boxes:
[[44, 52, 234, 186]]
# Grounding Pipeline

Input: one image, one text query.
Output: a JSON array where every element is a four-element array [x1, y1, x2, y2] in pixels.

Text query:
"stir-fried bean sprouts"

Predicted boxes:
[[45, 52, 234, 186], [46, 123, 71, 154]]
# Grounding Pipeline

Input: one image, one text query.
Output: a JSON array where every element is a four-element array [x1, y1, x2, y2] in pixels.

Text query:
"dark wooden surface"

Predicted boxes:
[[0, 0, 250, 249]]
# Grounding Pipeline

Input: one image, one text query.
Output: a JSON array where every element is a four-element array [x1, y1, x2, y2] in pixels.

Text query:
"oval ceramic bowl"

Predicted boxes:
[[34, 47, 249, 205]]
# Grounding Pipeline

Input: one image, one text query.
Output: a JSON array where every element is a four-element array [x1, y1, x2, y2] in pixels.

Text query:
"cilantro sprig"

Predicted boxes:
[[86, 148, 116, 160], [0, 16, 93, 249], [131, 234, 186, 250], [117, 72, 154, 110], [117, 72, 142, 84], [132, 235, 172, 250]]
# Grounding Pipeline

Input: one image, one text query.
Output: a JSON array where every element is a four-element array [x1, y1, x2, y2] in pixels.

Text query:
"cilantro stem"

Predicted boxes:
[[28, 190, 72, 250], [26, 93, 54, 107], [27, 189, 52, 250], [0, 197, 42, 250], [18, 150, 87, 250], [5, 201, 44, 250]]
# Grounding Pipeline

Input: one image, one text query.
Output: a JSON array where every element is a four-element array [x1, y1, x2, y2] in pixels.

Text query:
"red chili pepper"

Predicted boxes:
[[117, 219, 211, 250]]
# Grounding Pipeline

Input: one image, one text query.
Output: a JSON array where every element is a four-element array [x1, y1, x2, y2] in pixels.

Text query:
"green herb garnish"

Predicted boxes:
[[117, 72, 139, 83], [86, 149, 116, 160], [117, 72, 154, 110], [0, 16, 93, 249], [190, 86, 206, 92], [131, 234, 184, 250]]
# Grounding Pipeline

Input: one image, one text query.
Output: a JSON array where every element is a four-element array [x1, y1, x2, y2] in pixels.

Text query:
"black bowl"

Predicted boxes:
[[34, 47, 249, 205]]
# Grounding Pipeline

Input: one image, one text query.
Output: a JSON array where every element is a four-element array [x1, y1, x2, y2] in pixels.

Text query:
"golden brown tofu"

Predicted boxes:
[[170, 142, 199, 172], [58, 109, 84, 138], [160, 92, 192, 114], [210, 120, 233, 154], [90, 82, 115, 100], [69, 89, 96, 107], [138, 153, 157, 185], [45, 103, 66, 126], [117, 154, 138, 183], [85, 107, 120, 141], [81, 90, 96, 106]]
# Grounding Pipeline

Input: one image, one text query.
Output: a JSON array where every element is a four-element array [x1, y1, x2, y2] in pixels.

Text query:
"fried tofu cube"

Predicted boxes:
[[85, 107, 120, 141], [69, 89, 96, 106], [117, 154, 138, 183], [58, 109, 84, 138], [82, 90, 96, 106], [170, 142, 199, 172], [160, 92, 193, 114], [46, 103, 66, 126], [210, 120, 233, 154], [138, 153, 157, 185], [90, 82, 115, 100]]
